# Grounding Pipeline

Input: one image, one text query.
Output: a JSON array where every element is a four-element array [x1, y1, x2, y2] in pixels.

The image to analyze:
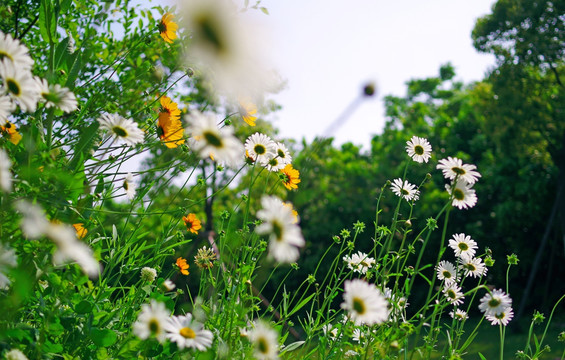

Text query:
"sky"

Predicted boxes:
[[245, 0, 498, 149]]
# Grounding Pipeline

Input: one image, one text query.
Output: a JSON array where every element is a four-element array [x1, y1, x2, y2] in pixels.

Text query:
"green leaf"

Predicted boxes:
[[281, 341, 305, 354], [260, 7, 269, 15], [75, 300, 93, 314], [39, 0, 57, 42], [287, 293, 315, 317], [54, 37, 70, 70], [68, 121, 99, 171], [90, 328, 117, 347], [65, 50, 83, 89], [478, 353, 487, 360]]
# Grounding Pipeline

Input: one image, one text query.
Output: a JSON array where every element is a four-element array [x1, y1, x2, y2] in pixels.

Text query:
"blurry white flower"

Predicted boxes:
[[405, 136, 432, 163], [322, 323, 340, 340], [164, 313, 214, 351], [266, 142, 292, 172], [35, 77, 78, 113], [248, 321, 279, 360], [256, 196, 304, 263], [186, 111, 244, 167], [0, 95, 16, 125], [15, 201, 100, 278], [141, 267, 157, 282], [0, 59, 40, 112], [123, 172, 137, 201], [0, 243, 17, 289], [341, 279, 388, 326], [180, 0, 271, 99], [4, 349, 28, 360], [0, 149, 12, 192], [0, 31, 34, 69], [162, 279, 176, 291], [133, 300, 170, 343], [97, 113, 144, 147]]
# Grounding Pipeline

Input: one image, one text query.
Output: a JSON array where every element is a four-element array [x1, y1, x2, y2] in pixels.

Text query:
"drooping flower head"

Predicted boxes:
[[256, 196, 304, 263], [437, 156, 481, 185], [165, 313, 214, 350], [98, 113, 144, 147], [406, 136, 432, 163], [133, 300, 170, 343], [123, 172, 137, 201], [341, 279, 389, 326], [183, 213, 202, 234], [390, 178, 420, 201], [158, 13, 178, 44], [280, 164, 300, 190], [450, 309, 469, 321]]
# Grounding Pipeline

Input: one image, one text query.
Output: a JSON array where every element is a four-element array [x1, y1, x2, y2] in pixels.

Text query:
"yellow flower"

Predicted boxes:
[[183, 213, 202, 234], [159, 13, 178, 44], [176, 257, 189, 275], [1, 121, 22, 145], [158, 96, 184, 148], [238, 98, 257, 126], [281, 164, 301, 190], [73, 223, 88, 239]]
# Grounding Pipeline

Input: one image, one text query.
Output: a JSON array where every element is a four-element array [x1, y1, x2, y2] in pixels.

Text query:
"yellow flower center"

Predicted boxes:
[[149, 319, 160, 334], [488, 298, 501, 308], [414, 145, 424, 155], [442, 270, 452, 278], [272, 220, 283, 241], [452, 166, 465, 175], [254, 144, 266, 155], [203, 131, 222, 147], [458, 243, 469, 251], [257, 337, 269, 354], [453, 189, 464, 200], [7, 79, 20, 96], [352, 297, 366, 315], [112, 126, 128, 137], [180, 327, 196, 339], [196, 14, 225, 55]]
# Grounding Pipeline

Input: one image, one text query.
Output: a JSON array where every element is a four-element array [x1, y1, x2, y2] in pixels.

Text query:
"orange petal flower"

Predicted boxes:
[[159, 13, 178, 44], [281, 164, 301, 190], [183, 213, 202, 234], [73, 223, 88, 239], [1, 122, 22, 145], [176, 257, 189, 275]]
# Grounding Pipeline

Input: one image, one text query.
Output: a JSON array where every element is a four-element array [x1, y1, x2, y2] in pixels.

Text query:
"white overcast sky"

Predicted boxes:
[[244, 0, 498, 149]]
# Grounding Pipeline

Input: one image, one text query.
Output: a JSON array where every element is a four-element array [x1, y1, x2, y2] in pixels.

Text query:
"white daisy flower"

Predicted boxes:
[[479, 289, 512, 316], [180, 0, 270, 99], [351, 328, 366, 343], [0, 31, 34, 69], [0, 149, 12, 192], [322, 323, 340, 341], [446, 179, 477, 210], [97, 113, 144, 147], [123, 172, 137, 201], [0, 243, 17, 289], [437, 156, 481, 185], [448, 233, 478, 259], [390, 178, 420, 201], [345, 350, 359, 358], [164, 313, 214, 351], [248, 321, 279, 360], [0, 59, 40, 112], [244, 132, 275, 166], [256, 196, 304, 263], [35, 77, 78, 113], [459, 256, 487, 278], [340, 279, 389, 326], [436, 260, 458, 284], [449, 309, 469, 321], [0, 95, 16, 125], [443, 283, 465, 306], [343, 251, 376, 275], [405, 136, 432, 163], [267, 141, 292, 171], [485, 307, 514, 326], [186, 111, 244, 167], [4, 349, 28, 360], [133, 300, 170, 343], [15, 201, 100, 278], [140, 267, 157, 282]]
